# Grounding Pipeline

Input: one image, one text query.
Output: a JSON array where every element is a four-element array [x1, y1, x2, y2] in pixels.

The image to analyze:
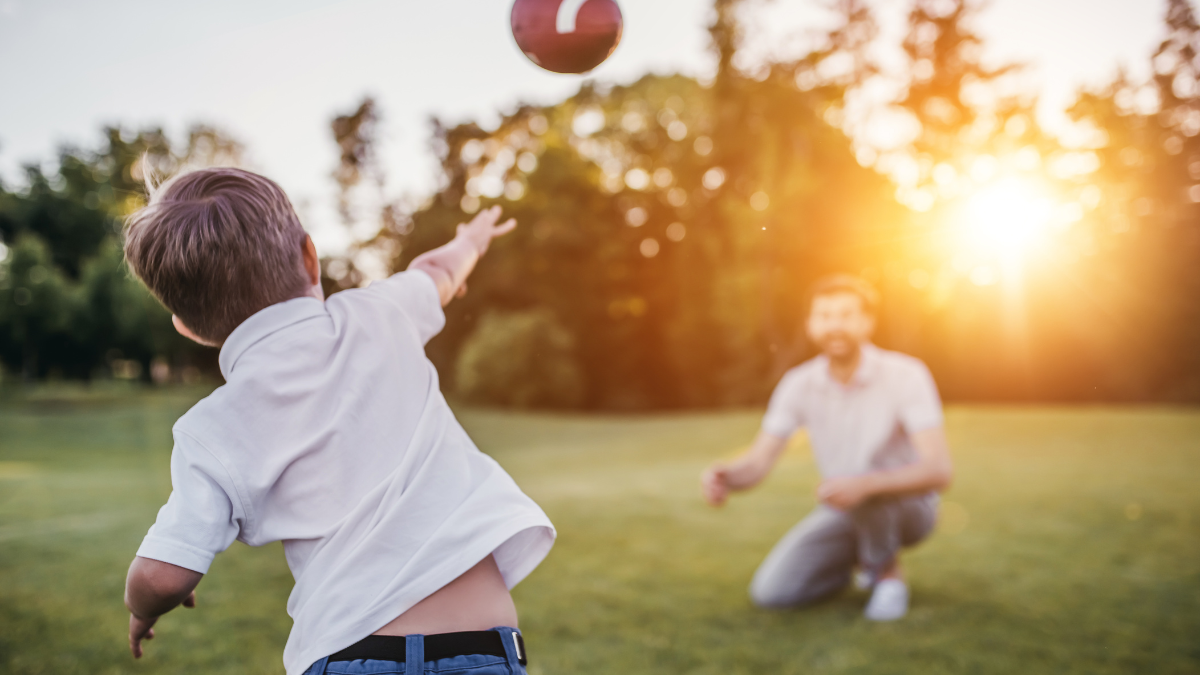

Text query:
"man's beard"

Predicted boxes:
[[820, 333, 858, 356]]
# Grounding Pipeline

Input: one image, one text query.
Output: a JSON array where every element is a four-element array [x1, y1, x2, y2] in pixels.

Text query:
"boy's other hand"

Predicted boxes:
[[128, 612, 157, 658], [128, 591, 195, 658], [457, 205, 517, 256]]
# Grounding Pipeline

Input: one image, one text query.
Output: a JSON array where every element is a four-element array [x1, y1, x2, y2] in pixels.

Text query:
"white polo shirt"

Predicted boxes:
[[762, 344, 944, 479], [136, 270, 555, 675]]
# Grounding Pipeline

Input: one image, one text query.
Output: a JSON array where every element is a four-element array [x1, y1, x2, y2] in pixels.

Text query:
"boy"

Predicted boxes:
[[701, 275, 952, 621], [122, 167, 554, 675]]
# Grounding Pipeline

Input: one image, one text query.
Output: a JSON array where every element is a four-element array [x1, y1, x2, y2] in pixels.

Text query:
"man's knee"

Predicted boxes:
[[749, 506, 856, 608], [900, 496, 938, 546], [749, 585, 790, 609], [748, 574, 794, 608], [749, 566, 848, 608]]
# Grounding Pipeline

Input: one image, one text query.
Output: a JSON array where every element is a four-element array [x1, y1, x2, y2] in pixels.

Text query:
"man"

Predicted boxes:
[[701, 274, 952, 621]]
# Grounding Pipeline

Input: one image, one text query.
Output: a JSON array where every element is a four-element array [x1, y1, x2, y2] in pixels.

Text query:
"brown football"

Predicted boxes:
[[510, 0, 623, 74]]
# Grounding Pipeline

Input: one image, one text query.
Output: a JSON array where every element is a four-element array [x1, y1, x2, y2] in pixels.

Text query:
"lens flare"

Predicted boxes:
[[961, 177, 1056, 257]]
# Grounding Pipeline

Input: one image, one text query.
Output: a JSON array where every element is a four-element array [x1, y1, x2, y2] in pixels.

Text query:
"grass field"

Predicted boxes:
[[1, 386, 1198, 674]]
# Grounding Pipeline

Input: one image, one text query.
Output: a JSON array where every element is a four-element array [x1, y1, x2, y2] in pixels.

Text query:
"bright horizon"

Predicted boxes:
[[0, 0, 1167, 254]]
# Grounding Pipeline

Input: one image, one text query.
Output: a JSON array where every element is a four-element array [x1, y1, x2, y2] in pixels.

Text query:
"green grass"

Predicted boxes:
[[1, 387, 1198, 674]]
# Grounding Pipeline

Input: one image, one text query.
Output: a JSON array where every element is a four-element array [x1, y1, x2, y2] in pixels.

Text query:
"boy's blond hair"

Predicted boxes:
[[124, 167, 311, 344]]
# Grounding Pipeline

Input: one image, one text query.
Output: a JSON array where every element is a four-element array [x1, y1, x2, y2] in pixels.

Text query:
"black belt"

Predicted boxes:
[[328, 630, 527, 666]]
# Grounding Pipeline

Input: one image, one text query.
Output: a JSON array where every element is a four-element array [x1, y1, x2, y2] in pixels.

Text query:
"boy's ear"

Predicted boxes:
[[302, 236, 320, 287], [172, 315, 219, 347]]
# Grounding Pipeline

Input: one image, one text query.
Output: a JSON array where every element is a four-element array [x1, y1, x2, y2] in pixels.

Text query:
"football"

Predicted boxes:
[[510, 0, 623, 74]]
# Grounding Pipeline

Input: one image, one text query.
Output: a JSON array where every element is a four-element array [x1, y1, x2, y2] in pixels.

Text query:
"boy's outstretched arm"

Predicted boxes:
[[124, 556, 203, 658], [408, 205, 516, 306]]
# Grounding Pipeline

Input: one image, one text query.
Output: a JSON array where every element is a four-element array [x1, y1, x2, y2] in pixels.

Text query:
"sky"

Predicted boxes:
[[0, 0, 1169, 253]]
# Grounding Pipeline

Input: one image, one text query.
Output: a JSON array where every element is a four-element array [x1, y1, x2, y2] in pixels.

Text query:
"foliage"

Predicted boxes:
[[0, 236, 76, 379], [1056, 0, 1200, 401], [365, 1, 901, 410], [7, 0, 1200, 404], [897, 0, 1020, 165], [456, 309, 584, 409], [336, 0, 1200, 408], [828, 0, 1200, 404], [330, 98, 383, 227], [0, 126, 239, 381], [865, 0, 1088, 400]]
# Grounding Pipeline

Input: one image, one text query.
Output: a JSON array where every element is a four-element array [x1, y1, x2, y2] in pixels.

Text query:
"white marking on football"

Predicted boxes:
[[556, 0, 589, 34]]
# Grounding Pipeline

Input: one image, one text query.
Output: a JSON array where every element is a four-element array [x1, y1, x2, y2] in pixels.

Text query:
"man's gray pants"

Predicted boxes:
[[749, 495, 938, 608]]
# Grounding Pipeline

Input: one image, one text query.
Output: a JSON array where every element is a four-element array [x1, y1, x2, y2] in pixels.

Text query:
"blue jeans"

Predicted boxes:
[[303, 628, 527, 675]]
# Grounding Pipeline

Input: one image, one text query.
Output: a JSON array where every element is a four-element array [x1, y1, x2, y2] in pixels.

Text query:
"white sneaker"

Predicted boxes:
[[853, 569, 875, 591], [864, 578, 909, 621]]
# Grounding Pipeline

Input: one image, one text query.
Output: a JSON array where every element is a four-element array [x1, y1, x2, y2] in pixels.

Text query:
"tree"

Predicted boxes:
[[355, 1, 901, 410], [0, 124, 242, 381], [0, 236, 76, 380], [456, 309, 584, 408], [1061, 0, 1200, 400]]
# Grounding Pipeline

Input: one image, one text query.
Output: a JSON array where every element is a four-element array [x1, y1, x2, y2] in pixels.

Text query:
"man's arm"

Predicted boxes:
[[701, 432, 789, 506], [817, 427, 954, 510], [408, 206, 516, 307], [124, 557, 203, 658]]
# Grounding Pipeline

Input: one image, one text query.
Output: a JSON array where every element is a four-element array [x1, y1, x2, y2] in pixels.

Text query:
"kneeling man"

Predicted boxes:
[[702, 275, 952, 621]]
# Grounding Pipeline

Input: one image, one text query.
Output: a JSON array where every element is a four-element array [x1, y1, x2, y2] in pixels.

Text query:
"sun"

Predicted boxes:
[[960, 177, 1056, 258]]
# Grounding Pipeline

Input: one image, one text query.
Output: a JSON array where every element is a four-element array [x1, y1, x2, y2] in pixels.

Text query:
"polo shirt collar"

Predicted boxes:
[[855, 343, 882, 384], [219, 297, 327, 379], [820, 342, 881, 387]]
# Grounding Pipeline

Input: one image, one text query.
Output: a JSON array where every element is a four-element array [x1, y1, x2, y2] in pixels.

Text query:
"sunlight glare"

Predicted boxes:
[[962, 178, 1055, 257]]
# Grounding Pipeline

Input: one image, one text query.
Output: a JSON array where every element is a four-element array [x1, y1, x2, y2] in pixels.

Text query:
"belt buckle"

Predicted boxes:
[[511, 632, 527, 666]]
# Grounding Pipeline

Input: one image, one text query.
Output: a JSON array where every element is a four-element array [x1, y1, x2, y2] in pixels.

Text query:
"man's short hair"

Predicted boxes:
[[808, 274, 880, 316], [124, 167, 311, 344]]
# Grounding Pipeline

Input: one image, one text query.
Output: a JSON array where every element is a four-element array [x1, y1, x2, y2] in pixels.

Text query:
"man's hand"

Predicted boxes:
[[816, 428, 953, 510], [128, 591, 195, 658], [701, 464, 733, 507], [817, 475, 874, 511], [456, 205, 517, 257], [700, 433, 789, 507]]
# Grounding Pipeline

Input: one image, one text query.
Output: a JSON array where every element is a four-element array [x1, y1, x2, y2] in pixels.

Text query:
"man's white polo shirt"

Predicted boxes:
[[136, 270, 555, 675], [762, 343, 944, 480]]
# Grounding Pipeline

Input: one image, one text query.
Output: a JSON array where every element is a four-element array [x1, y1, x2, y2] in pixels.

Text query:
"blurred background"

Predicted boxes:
[[2, 3, 1198, 674], [2, 0, 1198, 409]]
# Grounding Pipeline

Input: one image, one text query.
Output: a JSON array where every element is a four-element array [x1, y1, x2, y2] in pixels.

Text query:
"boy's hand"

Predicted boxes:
[[125, 557, 201, 659], [128, 592, 194, 658], [129, 612, 157, 658], [408, 206, 517, 306], [456, 205, 516, 256]]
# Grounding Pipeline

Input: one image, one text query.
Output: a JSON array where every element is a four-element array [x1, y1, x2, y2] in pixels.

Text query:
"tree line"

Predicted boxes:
[[2, 0, 1198, 408], [0, 128, 238, 382]]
